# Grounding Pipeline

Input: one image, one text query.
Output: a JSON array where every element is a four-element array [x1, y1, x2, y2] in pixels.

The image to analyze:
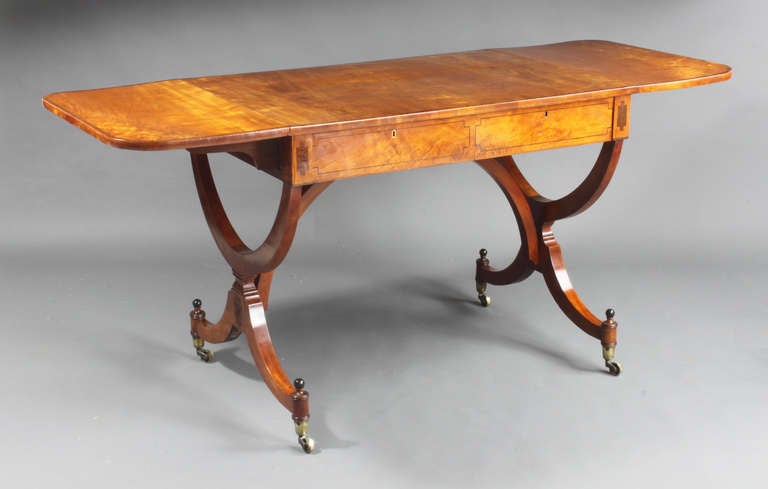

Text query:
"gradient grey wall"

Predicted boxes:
[[0, 0, 763, 265]]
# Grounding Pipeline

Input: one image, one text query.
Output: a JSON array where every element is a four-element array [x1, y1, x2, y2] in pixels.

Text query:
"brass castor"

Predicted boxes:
[[298, 434, 315, 454], [294, 416, 315, 454], [601, 309, 621, 376], [605, 360, 622, 376], [192, 334, 215, 363], [196, 347, 214, 363], [476, 249, 491, 307]]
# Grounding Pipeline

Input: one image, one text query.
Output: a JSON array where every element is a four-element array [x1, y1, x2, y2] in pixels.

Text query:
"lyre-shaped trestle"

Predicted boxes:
[[188, 152, 329, 452], [475, 140, 624, 375]]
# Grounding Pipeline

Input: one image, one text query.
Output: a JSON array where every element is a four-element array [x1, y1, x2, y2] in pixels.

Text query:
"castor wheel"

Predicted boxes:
[[298, 434, 315, 454], [196, 348, 214, 363], [478, 294, 491, 307], [606, 360, 622, 376]]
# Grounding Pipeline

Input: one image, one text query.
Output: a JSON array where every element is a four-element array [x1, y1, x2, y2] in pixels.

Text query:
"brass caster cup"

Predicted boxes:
[[476, 279, 491, 307], [602, 345, 621, 376], [294, 418, 315, 454]]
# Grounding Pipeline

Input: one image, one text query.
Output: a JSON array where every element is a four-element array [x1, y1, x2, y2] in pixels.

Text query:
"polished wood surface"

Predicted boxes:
[[42, 40, 730, 451], [290, 96, 621, 184], [43, 40, 730, 151], [475, 141, 623, 340], [189, 153, 327, 451]]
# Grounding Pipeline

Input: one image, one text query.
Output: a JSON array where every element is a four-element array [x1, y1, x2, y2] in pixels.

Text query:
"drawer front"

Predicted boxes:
[[290, 97, 627, 184], [293, 120, 472, 183], [475, 99, 615, 157]]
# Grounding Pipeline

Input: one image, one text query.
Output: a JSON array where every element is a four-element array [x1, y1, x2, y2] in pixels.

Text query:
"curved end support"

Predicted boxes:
[[476, 142, 625, 361], [541, 140, 623, 222], [474, 156, 539, 286], [539, 230, 623, 374], [234, 279, 315, 425], [189, 280, 317, 442], [191, 152, 307, 280], [538, 227, 604, 340], [190, 152, 327, 448]]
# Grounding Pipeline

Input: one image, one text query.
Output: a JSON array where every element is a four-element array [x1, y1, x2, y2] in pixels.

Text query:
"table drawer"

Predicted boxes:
[[475, 99, 615, 156], [293, 120, 472, 183], [291, 97, 626, 183]]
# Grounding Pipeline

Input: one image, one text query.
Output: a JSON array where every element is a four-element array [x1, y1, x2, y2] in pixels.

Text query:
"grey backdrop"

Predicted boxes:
[[1, 1, 766, 488]]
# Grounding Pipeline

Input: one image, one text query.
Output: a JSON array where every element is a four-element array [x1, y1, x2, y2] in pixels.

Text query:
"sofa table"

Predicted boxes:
[[42, 40, 731, 453]]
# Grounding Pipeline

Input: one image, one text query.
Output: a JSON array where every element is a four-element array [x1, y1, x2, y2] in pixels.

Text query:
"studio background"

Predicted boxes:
[[1, 1, 765, 488]]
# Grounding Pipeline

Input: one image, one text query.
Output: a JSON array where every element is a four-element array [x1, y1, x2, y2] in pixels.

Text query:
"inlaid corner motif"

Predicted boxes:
[[617, 100, 628, 131], [296, 143, 309, 175]]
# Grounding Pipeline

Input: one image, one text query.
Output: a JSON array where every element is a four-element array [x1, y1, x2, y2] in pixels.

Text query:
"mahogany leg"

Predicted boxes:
[[475, 141, 624, 375], [189, 276, 315, 451], [538, 224, 622, 375], [189, 151, 330, 452], [189, 285, 243, 363]]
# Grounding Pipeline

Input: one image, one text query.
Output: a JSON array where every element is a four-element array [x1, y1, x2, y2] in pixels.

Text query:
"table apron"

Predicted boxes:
[[286, 95, 630, 185]]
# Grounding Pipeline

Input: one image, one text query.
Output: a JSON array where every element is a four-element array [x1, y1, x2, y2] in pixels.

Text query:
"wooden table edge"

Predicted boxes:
[[42, 66, 731, 152]]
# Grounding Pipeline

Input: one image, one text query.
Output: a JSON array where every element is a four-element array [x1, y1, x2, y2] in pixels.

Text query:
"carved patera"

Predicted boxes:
[[296, 142, 309, 175], [617, 100, 628, 131]]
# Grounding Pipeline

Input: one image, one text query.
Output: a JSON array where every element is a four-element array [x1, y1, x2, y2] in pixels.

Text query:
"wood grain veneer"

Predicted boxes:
[[43, 40, 730, 152]]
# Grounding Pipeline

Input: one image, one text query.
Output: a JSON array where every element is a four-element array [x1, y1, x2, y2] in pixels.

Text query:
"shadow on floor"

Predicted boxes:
[[178, 275, 603, 452]]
